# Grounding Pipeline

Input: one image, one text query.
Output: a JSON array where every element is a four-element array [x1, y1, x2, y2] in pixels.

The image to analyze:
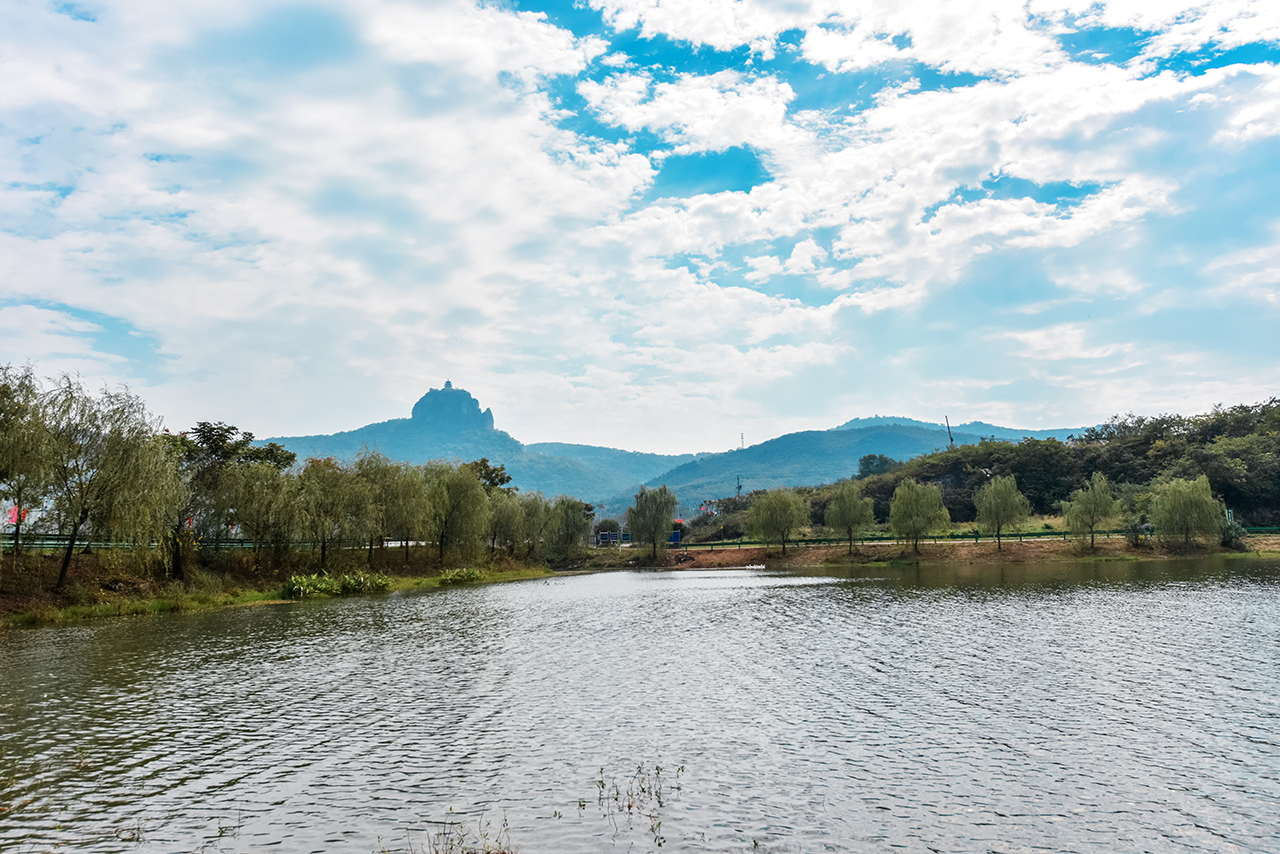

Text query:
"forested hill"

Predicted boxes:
[[589, 423, 985, 513], [834, 415, 1086, 442], [844, 401, 1280, 527], [264, 384, 693, 501], [266, 382, 1098, 506]]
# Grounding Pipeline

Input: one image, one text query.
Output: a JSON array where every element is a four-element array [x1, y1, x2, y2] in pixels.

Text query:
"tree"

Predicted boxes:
[[626, 484, 678, 560], [889, 478, 950, 553], [825, 481, 874, 554], [487, 490, 525, 555], [298, 457, 376, 568], [518, 492, 554, 560], [0, 365, 52, 565], [424, 463, 489, 561], [551, 495, 594, 555], [225, 462, 303, 567], [1151, 475, 1222, 546], [161, 421, 296, 578], [463, 457, 515, 495], [858, 454, 902, 479], [354, 451, 428, 565], [747, 489, 809, 554], [974, 474, 1031, 550], [1063, 472, 1118, 548], [43, 376, 182, 588]]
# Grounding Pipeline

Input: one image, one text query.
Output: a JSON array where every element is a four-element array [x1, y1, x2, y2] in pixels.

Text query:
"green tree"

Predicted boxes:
[[298, 457, 379, 568], [857, 454, 902, 479], [463, 457, 515, 495], [1151, 475, 1222, 546], [550, 495, 594, 556], [0, 365, 52, 565], [974, 474, 1031, 550], [425, 463, 489, 561], [225, 462, 303, 567], [747, 488, 809, 554], [487, 490, 525, 555], [825, 480, 874, 554], [518, 492, 554, 560], [889, 478, 951, 553], [43, 376, 182, 588], [1063, 472, 1119, 548], [354, 451, 428, 565], [162, 421, 296, 578], [626, 484, 678, 559]]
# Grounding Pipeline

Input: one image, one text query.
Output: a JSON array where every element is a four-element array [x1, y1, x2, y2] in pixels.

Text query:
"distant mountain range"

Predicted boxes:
[[264, 382, 1090, 514], [833, 415, 1081, 442]]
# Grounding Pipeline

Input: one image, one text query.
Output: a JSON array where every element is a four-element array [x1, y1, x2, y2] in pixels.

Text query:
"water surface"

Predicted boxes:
[[2, 558, 1278, 853]]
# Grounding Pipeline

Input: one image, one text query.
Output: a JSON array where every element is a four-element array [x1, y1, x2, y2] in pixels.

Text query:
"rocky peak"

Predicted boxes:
[[410, 382, 495, 433]]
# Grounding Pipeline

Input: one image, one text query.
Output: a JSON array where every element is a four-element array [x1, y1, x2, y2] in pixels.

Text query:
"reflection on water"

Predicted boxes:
[[2, 558, 1278, 853]]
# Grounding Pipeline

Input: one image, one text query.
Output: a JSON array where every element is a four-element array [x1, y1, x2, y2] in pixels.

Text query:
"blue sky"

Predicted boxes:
[[3, 0, 1280, 454]]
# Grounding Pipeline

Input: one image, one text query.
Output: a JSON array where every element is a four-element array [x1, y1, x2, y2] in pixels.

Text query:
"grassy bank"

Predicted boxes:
[[0, 550, 557, 630], [5, 535, 1273, 629], [579, 533, 1280, 571]]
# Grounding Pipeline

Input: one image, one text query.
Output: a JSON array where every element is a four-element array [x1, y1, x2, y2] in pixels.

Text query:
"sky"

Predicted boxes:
[[3, 0, 1280, 455]]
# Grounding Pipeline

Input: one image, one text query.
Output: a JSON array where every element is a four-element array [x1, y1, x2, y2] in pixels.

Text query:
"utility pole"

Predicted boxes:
[[736, 475, 742, 498], [945, 416, 955, 449]]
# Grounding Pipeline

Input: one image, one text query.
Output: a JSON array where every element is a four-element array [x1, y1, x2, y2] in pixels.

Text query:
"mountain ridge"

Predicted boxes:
[[263, 383, 1088, 505]]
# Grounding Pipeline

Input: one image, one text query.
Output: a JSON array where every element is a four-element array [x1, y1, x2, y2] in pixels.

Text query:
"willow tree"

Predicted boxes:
[[518, 492, 554, 560], [354, 451, 428, 565], [299, 457, 378, 569], [974, 474, 1031, 550], [162, 421, 296, 578], [487, 490, 525, 555], [1151, 475, 1221, 546], [0, 365, 52, 565], [889, 478, 950, 554], [43, 376, 179, 588], [747, 488, 810, 554], [424, 462, 489, 561], [1063, 472, 1118, 548], [225, 462, 304, 567], [551, 495, 594, 556], [826, 480, 875, 555], [626, 484, 678, 560]]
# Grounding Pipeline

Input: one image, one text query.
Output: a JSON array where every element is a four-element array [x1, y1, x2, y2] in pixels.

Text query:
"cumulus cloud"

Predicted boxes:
[[2, 0, 1279, 451]]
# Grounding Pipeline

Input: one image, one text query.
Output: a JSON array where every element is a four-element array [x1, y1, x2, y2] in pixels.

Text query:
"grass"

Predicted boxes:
[[1, 560, 557, 630]]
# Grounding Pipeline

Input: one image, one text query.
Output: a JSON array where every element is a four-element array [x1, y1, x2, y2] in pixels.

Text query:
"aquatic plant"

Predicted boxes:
[[282, 570, 390, 598], [438, 567, 485, 585], [595, 763, 684, 847], [378, 811, 517, 854]]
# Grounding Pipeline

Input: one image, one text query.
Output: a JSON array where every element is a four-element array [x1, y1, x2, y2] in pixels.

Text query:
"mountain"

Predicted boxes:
[[833, 415, 1087, 442], [264, 382, 690, 501], [265, 382, 1089, 507], [592, 424, 983, 513]]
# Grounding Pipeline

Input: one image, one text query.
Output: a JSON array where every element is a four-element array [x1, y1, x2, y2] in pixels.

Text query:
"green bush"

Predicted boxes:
[[439, 567, 485, 585], [283, 571, 390, 598]]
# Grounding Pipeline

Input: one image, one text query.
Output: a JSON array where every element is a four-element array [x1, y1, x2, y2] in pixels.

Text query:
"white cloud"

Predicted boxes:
[[1002, 323, 1132, 360], [580, 69, 798, 153]]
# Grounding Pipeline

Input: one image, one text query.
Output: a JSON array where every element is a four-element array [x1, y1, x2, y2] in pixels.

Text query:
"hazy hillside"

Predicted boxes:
[[524, 442, 697, 488], [592, 423, 985, 514], [266, 384, 692, 501], [267, 383, 1085, 507], [834, 415, 1086, 442]]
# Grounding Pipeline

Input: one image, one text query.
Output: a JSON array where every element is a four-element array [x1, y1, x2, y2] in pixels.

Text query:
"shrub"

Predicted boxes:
[[439, 567, 485, 585]]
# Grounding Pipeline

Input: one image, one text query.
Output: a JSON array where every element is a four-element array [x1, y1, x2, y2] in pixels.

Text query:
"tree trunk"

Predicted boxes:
[[57, 510, 88, 589], [171, 528, 185, 581]]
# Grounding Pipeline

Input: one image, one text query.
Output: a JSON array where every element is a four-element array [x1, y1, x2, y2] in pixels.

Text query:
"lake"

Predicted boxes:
[[2, 558, 1278, 853]]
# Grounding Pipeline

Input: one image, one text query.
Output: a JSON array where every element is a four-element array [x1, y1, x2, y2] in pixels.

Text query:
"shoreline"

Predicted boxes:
[[3, 536, 1275, 630]]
